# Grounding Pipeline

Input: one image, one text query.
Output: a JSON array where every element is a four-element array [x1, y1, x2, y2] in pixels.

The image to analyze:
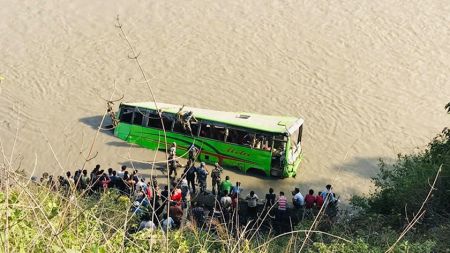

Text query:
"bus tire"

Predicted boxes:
[[270, 169, 283, 178], [246, 168, 267, 177]]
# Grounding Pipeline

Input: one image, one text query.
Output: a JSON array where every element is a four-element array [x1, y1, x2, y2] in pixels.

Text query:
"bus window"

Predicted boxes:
[[199, 124, 226, 141], [132, 109, 144, 125], [147, 112, 173, 130], [172, 121, 185, 134], [227, 129, 248, 145], [191, 122, 200, 136], [212, 126, 227, 141], [199, 124, 212, 138], [255, 134, 271, 150], [241, 133, 256, 147], [119, 107, 133, 124], [173, 120, 199, 136], [273, 135, 287, 152]]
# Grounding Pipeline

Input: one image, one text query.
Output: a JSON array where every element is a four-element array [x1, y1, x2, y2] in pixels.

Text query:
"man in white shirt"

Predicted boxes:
[[292, 188, 304, 209], [245, 191, 259, 221], [117, 165, 127, 178], [136, 178, 146, 192], [220, 190, 232, 212]]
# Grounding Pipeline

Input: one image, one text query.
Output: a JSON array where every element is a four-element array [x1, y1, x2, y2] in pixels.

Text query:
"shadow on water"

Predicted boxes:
[[79, 115, 114, 136], [105, 141, 133, 147], [332, 156, 391, 179]]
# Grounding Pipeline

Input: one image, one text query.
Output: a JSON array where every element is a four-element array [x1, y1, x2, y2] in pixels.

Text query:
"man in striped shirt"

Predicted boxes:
[[277, 192, 287, 213], [276, 192, 288, 233]]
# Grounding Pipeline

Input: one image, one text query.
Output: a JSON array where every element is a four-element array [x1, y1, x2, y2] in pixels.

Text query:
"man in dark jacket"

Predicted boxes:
[[184, 161, 197, 194]]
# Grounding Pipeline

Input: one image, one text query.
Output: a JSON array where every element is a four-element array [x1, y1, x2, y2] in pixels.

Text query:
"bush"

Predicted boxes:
[[352, 128, 449, 226]]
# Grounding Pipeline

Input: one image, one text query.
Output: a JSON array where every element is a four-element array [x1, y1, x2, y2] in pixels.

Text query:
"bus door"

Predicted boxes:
[[270, 135, 287, 177]]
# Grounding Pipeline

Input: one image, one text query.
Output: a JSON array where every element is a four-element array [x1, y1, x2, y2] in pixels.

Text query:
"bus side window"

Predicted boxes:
[[273, 135, 287, 152], [191, 122, 200, 136], [172, 121, 185, 134], [147, 112, 172, 130], [255, 135, 270, 150], [132, 109, 144, 125], [119, 107, 133, 124], [211, 125, 226, 141], [227, 129, 248, 145], [199, 124, 211, 138]]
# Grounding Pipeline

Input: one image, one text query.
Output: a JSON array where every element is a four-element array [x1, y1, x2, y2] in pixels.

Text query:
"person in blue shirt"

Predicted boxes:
[[196, 162, 208, 194], [321, 184, 337, 206]]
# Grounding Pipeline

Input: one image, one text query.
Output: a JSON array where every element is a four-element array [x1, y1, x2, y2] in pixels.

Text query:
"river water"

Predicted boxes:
[[1, 0, 449, 200]]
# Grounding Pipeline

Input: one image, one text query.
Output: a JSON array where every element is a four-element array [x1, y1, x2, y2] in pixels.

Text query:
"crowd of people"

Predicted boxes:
[[32, 142, 339, 235]]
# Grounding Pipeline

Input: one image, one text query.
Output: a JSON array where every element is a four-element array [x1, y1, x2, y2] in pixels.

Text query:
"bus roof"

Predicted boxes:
[[122, 102, 303, 134]]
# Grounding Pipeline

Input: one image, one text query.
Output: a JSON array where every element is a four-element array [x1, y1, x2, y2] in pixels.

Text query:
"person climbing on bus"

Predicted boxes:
[[169, 142, 176, 157], [182, 111, 198, 135], [169, 154, 182, 178], [168, 142, 179, 177], [188, 144, 199, 163]]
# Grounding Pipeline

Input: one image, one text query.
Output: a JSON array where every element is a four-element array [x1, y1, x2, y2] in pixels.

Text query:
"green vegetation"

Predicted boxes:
[[0, 183, 443, 252]]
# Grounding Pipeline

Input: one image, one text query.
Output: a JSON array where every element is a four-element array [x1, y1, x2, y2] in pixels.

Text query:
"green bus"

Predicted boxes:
[[114, 102, 304, 178]]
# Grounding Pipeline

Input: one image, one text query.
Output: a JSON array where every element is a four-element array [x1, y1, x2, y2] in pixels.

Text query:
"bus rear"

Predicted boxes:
[[270, 120, 303, 178]]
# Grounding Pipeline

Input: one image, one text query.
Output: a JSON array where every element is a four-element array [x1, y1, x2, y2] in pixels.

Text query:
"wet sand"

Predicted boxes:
[[1, 0, 449, 200]]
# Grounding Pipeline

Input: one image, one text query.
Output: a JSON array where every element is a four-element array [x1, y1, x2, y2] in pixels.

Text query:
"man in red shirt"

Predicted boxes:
[[305, 189, 316, 209], [303, 189, 316, 220], [315, 191, 324, 212], [170, 185, 182, 206]]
